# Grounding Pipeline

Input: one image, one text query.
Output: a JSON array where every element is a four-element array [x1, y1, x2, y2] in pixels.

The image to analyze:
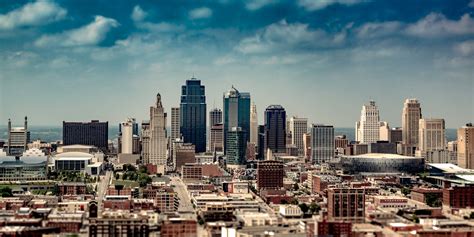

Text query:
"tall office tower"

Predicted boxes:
[[289, 116, 308, 156], [209, 108, 222, 127], [223, 86, 251, 153], [390, 127, 403, 143], [379, 121, 390, 141], [264, 105, 286, 155], [209, 108, 222, 151], [355, 100, 380, 144], [250, 103, 258, 146], [63, 120, 108, 152], [458, 123, 474, 169], [328, 188, 365, 221], [417, 118, 446, 158], [256, 160, 284, 190], [257, 125, 266, 160], [6, 117, 30, 156], [120, 118, 134, 154], [119, 118, 138, 136], [148, 93, 168, 168], [170, 107, 180, 141], [180, 78, 207, 153], [226, 127, 247, 167], [141, 121, 150, 163], [311, 124, 335, 164], [401, 98, 422, 155], [209, 123, 224, 152], [303, 133, 312, 160]]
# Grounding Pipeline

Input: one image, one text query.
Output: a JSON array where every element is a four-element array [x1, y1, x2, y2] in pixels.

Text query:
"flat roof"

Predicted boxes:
[[427, 163, 472, 173], [55, 152, 93, 158], [346, 153, 417, 159]]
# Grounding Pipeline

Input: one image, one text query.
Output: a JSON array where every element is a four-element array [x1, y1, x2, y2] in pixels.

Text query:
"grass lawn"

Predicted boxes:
[[113, 180, 139, 188]]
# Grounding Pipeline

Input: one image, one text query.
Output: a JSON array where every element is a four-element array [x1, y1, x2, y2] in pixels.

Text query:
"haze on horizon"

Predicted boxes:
[[0, 0, 473, 128]]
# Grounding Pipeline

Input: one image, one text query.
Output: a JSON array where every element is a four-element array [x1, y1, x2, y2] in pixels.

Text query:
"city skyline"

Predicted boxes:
[[1, 0, 473, 128]]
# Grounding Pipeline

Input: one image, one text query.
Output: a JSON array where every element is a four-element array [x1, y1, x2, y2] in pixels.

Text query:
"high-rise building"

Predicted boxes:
[[379, 121, 390, 141], [209, 108, 222, 127], [172, 140, 195, 171], [226, 127, 247, 167], [148, 93, 167, 168], [250, 103, 258, 146], [120, 118, 134, 154], [289, 116, 308, 156], [311, 124, 335, 164], [390, 127, 403, 143], [256, 160, 284, 190], [223, 86, 251, 153], [327, 188, 365, 221], [6, 117, 30, 156], [417, 118, 446, 158], [457, 123, 474, 169], [402, 98, 422, 154], [119, 118, 138, 136], [63, 120, 108, 152], [180, 77, 207, 153], [264, 105, 286, 155], [209, 123, 224, 153], [257, 125, 265, 160], [170, 107, 180, 141], [335, 135, 348, 149], [355, 100, 380, 144], [140, 121, 150, 163], [303, 133, 312, 160]]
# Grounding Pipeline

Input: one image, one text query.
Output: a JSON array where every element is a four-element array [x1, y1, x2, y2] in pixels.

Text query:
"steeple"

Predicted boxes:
[[156, 93, 162, 108]]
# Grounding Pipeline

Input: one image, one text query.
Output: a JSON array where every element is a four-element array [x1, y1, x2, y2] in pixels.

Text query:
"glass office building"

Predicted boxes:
[[180, 78, 207, 153]]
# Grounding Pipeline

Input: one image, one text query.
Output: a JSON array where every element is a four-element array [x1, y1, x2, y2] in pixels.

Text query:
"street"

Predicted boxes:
[[97, 170, 112, 215]]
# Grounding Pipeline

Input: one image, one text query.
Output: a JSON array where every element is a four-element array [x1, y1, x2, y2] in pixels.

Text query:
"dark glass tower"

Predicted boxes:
[[180, 78, 207, 153], [264, 105, 286, 154], [223, 86, 251, 153], [63, 120, 108, 152]]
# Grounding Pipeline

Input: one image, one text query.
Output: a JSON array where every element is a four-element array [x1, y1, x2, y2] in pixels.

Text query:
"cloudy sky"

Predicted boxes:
[[0, 0, 473, 128]]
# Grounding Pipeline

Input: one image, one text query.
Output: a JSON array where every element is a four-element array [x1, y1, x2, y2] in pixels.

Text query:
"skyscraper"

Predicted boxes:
[[289, 116, 308, 156], [250, 103, 258, 146], [209, 108, 222, 151], [311, 124, 335, 164], [180, 78, 207, 153], [63, 120, 108, 152], [120, 118, 134, 154], [223, 86, 251, 152], [457, 123, 473, 169], [417, 118, 446, 158], [379, 121, 390, 141], [209, 108, 222, 127], [6, 117, 30, 156], [148, 93, 167, 169], [355, 100, 380, 144], [264, 105, 286, 154], [141, 121, 150, 163], [402, 98, 422, 155], [226, 127, 247, 167], [209, 123, 224, 153], [170, 107, 180, 141], [257, 125, 266, 160]]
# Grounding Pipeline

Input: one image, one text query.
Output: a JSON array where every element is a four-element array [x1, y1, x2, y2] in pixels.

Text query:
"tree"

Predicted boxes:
[[280, 199, 288, 204], [412, 214, 420, 223], [401, 187, 411, 196], [0, 186, 13, 197], [115, 173, 120, 180], [425, 193, 442, 207], [299, 203, 309, 214], [293, 183, 299, 191], [470, 212, 474, 219], [115, 184, 124, 195], [289, 198, 299, 205], [309, 202, 320, 214]]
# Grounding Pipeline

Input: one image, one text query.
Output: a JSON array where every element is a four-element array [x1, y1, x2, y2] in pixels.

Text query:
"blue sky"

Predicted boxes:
[[0, 0, 473, 128]]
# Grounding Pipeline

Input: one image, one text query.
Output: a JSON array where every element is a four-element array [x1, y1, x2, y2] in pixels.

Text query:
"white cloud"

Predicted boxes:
[[214, 55, 237, 65], [469, 0, 474, 8], [189, 7, 212, 20], [236, 19, 344, 54], [454, 40, 474, 56], [356, 21, 403, 38], [35, 16, 119, 47], [0, 0, 67, 30], [4, 51, 39, 68], [405, 13, 474, 38], [131, 5, 184, 33], [131, 5, 147, 22], [298, 0, 363, 11], [245, 0, 275, 10]]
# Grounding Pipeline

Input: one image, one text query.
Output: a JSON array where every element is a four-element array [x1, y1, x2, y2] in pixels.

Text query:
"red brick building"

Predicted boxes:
[[160, 218, 197, 237], [57, 182, 86, 196], [327, 188, 365, 221], [443, 185, 474, 208], [411, 187, 443, 204], [257, 160, 284, 190]]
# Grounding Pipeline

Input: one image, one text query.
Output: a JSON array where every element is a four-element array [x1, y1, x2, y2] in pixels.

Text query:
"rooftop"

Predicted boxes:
[[347, 153, 417, 159]]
